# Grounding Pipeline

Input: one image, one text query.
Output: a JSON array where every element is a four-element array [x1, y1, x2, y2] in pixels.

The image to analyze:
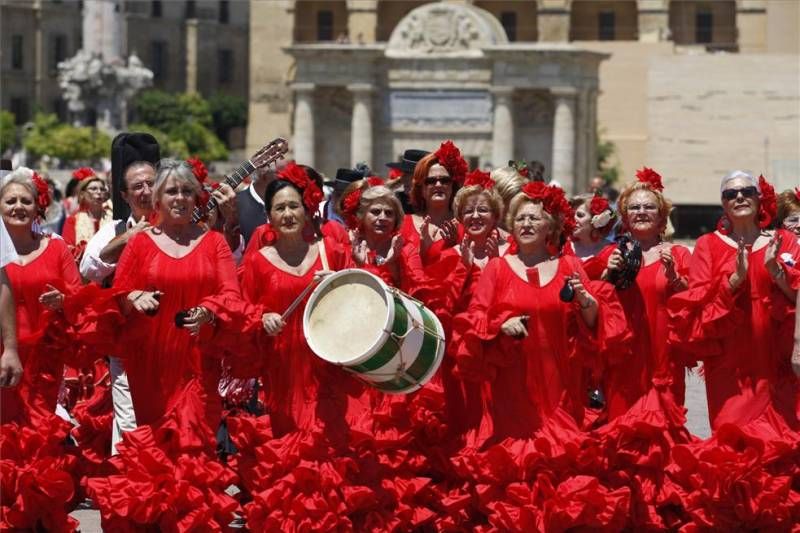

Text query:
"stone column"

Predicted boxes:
[[490, 87, 514, 166], [346, 0, 378, 43], [185, 19, 199, 94], [537, 0, 571, 42], [292, 83, 316, 167], [550, 87, 577, 194], [348, 83, 374, 168]]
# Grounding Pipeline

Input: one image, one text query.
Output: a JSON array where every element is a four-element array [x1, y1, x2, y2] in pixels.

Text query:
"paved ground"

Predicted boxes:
[[70, 374, 713, 531]]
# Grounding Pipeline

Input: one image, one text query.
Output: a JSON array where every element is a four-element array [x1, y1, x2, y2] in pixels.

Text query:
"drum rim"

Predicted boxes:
[[303, 268, 394, 365]]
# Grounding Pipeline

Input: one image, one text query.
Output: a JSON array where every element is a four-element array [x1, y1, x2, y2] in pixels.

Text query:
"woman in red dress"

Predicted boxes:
[[61, 167, 113, 260], [401, 140, 467, 264], [777, 187, 800, 239], [600, 168, 692, 417], [664, 171, 800, 530], [567, 193, 616, 280], [0, 168, 82, 531], [86, 158, 242, 530], [451, 182, 631, 530]]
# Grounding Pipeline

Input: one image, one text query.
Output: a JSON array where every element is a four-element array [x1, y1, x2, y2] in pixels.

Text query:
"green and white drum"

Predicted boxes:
[[303, 269, 445, 394]]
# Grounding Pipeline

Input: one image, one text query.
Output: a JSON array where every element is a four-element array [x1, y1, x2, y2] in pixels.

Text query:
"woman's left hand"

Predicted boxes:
[[659, 246, 678, 280], [764, 232, 783, 278], [39, 284, 65, 311], [440, 218, 459, 247], [384, 235, 404, 265], [183, 306, 214, 336], [485, 229, 501, 258], [566, 274, 596, 309]]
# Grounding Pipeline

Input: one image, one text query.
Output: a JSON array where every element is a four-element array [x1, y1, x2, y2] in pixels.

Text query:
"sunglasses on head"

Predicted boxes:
[[424, 176, 452, 186], [721, 186, 758, 201]]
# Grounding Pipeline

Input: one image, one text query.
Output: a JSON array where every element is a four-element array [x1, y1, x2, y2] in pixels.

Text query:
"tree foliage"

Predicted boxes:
[[23, 113, 111, 163], [0, 110, 16, 153], [596, 132, 621, 184], [208, 92, 247, 141]]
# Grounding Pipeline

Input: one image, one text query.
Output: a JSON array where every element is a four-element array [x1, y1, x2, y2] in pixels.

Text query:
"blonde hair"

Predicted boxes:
[[506, 193, 561, 247], [491, 166, 526, 207], [777, 189, 800, 226], [453, 185, 504, 223], [618, 182, 672, 236], [357, 186, 405, 232]]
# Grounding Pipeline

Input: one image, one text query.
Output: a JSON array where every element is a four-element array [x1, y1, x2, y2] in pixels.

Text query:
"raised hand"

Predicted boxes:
[[351, 230, 368, 266], [384, 235, 404, 265], [420, 216, 435, 256], [501, 315, 529, 339], [566, 274, 596, 309], [729, 237, 749, 290], [606, 248, 624, 273], [659, 247, 677, 281], [38, 283, 65, 311], [485, 229, 501, 258], [459, 235, 475, 267], [440, 218, 459, 247], [764, 232, 783, 279]]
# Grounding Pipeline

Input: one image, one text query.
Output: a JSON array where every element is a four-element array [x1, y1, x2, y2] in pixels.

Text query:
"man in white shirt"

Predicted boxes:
[[0, 217, 22, 388], [80, 160, 156, 451]]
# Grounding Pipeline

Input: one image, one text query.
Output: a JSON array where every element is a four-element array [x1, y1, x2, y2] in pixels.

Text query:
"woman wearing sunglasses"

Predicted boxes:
[[401, 140, 468, 264], [669, 171, 800, 433]]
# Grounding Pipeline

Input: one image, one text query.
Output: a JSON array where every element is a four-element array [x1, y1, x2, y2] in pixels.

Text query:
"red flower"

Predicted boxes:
[[198, 188, 211, 209], [186, 157, 208, 184], [589, 196, 610, 216], [464, 169, 494, 190], [31, 172, 52, 212], [342, 189, 363, 230], [387, 168, 403, 180], [795, 187, 800, 203], [302, 182, 324, 213], [757, 174, 776, 229], [366, 176, 384, 187], [277, 162, 311, 190], [434, 140, 468, 184], [72, 167, 96, 181], [635, 167, 664, 191], [520, 182, 576, 239], [261, 223, 277, 246]]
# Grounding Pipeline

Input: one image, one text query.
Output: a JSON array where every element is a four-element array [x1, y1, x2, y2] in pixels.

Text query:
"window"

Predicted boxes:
[[150, 41, 168, 81], [317, 10, 333, 41], [51, 34, 68, 72], [695, 11, 713, 43], [218, 49, 233, 83], [9, 98, 29, 124], [500, 11, 517, 42], [598, 11, 615, 40], [219, 0, 229, 23], [11, 35, 24, 70], [151, 0, 162, 17], [185, 0, 195, 18]]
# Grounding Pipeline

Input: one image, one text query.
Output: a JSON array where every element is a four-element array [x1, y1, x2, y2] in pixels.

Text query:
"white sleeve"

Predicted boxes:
[[80, 222, 118, 282], [0, 218, 18, 268]]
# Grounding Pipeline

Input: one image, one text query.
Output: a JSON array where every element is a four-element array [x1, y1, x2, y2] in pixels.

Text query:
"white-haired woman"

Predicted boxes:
[[669, 171, 799, 430]]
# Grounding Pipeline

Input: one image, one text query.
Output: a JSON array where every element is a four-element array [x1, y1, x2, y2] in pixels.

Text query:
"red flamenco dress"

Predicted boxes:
[[664, 229, 800, 529], [85, 231, 243, 531], [1, 237, 82, 531], [450, 255, 633, 531], [231, 236, 445, 530], [399, 215, 464, 265]]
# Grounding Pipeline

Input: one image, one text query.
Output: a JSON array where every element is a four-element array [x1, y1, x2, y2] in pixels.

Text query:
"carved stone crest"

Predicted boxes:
[[387, 3, 508, 58]]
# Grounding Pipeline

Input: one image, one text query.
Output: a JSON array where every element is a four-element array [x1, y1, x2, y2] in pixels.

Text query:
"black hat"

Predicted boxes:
[[111, 132, 160, 219], [386, 149, 429, 175], [326, 168, 370, 193]]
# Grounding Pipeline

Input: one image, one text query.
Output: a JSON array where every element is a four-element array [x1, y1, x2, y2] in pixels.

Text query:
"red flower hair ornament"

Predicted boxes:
[[31, 171, 52, 213], [589, 195, 615, 230], [434, 141, 468, 184], [277, 162, 324, 213], [464, 169, 495, 190], [520, 182, 576, 238], [757, 174, 776, 229], [794, 187, 800, 203], [387, 167, 403, 181], [341, 177, 384, 230], [186, 157, 211, 209], [635, 167, 664, 192], [72, 167, 96, 181]]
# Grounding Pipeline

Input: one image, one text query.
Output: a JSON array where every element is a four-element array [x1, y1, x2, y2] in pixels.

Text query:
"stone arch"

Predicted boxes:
[[386, 2, 509, 58]]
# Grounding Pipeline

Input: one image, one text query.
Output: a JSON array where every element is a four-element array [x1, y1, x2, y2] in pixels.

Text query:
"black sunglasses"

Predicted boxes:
[[721, 186, 758, 201], [424, 176, 452, 186]]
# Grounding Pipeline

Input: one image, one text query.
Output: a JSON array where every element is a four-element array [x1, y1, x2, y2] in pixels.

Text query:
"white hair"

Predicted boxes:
[[0, 167, 36, 198], [720, 170, 758, 192]]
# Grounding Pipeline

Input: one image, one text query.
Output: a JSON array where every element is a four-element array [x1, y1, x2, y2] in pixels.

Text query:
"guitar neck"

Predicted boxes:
[[192, 160, 256, 223]]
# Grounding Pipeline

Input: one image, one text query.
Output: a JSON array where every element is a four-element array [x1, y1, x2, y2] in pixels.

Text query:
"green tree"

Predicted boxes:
[[0, 110, 16, 153], [596, 132, 621, 184], [169, 121, 227, 161], [127, 123, 189, 159], [23, 113, 110, 163], [208, 92, 247, 141]]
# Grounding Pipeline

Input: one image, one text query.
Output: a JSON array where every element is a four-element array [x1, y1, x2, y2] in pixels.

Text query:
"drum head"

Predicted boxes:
[[305, 270, 391, 365]]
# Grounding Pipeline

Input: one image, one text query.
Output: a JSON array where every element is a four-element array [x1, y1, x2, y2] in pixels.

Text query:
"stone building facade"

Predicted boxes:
[[1, 0, 248, 126], [248, 0, 799, 203]]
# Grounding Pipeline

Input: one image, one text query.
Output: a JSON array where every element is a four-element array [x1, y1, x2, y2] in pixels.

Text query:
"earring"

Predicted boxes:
[[716, 214, 731, 235]]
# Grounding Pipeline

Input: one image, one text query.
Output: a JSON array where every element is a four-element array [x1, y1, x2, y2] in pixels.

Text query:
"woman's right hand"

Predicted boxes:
[[127, 290, 162, 315], [351, 230, 368, 266], [419, 216, 434, 257], [501, 315, 528, 338], [262, 312, 285, 336], [729, 237, 749, 290], [606, 248, 623, 273]]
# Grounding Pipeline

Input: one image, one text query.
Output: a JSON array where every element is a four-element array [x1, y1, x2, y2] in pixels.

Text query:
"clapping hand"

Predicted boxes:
[[440, 218, 459, 247], [729, 237, 749, 290], [764, 232, 783, 279], [39, 284, 65, 311]]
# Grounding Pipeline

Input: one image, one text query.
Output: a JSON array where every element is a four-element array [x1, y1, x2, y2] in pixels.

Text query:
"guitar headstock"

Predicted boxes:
[[251, 137, 289, 169]]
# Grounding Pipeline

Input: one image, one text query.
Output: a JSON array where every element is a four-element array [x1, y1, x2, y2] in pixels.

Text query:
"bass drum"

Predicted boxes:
[[303, 269, 445, 394]]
